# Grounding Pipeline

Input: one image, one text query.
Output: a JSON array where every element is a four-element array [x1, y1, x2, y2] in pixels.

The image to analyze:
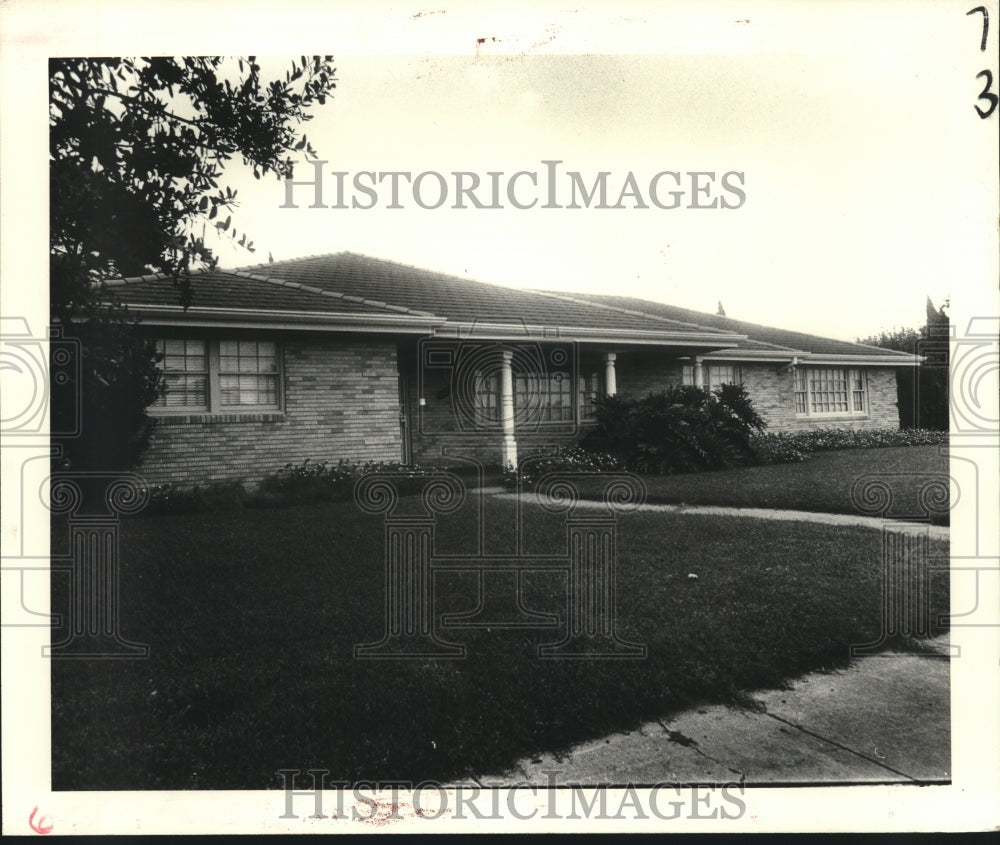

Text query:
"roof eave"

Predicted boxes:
[[119, 304, 446, 334], [439, 321, 747, 347], [800, 353, 924, 366]]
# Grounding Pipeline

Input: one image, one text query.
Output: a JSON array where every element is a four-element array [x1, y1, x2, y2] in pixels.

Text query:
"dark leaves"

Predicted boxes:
[[50, 56, 338, 473]]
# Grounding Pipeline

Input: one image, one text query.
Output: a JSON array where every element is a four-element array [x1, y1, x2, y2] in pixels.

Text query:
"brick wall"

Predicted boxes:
[[405, 352, 583, 468], [615, 350, 685, 397], [405, 343, 601, 468], [137, 337, 402, 487], [135, 337, 903, 486], [407, 346, 903, 466], [737, 364, 900, 431], [615, 353, 900, 432]]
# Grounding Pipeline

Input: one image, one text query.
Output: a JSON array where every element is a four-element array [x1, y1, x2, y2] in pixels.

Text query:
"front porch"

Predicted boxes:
[[400, 338, 726, 469]]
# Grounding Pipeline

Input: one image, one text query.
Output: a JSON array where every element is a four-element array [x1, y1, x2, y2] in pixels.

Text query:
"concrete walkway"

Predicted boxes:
[[470, 636, 951, 786], [484, 490, 950, 540], [463, 490, 951, 786]]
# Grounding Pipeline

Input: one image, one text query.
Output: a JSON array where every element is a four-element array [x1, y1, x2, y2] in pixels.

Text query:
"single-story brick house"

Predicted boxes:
[[107, 252, 921, 487]]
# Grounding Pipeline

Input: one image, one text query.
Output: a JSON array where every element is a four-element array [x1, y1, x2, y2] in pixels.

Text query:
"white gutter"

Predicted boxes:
[[694, 350, 925, 366], [126, 304, 446, 333], [438, 321, 747, 347], [802, 353, 925, 367]]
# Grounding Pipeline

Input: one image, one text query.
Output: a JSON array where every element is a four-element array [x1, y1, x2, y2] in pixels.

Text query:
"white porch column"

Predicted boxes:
[[603, 352, 618, 397], [499, 349, 517, 468], [693, 356, 705, 389]]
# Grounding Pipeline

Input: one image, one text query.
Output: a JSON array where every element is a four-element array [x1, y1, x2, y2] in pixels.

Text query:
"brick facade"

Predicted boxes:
[[137, 337, 402, 487], [735, 363, 899, 432], [139, 337, 902, 485], [614, 352, 900, 432], [403, 343, 587, 468]]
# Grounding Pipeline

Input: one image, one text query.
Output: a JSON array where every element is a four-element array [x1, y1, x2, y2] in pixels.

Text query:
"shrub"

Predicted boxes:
[[748, 436, 808, 465], [503, 445, 623, 488], [257, 458, 359, 504], [144, 460, 455, 514], [258, 458, 451, 505], [750, 427, 948, 464], [583, 383, 766, 474], [145, 482, 247, 516]]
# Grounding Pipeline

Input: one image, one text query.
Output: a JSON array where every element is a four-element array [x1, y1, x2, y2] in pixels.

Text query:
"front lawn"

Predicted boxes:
[[566, 446, 950, 525], [51, 494, 949, 789]]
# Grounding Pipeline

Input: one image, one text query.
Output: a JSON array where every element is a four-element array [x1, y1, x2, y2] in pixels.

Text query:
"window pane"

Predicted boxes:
[[579, 372, 600, 419], [708, 365, 736, 387], [851, 369, 866, 412], [220, 374, 279, 407], [794, 366, 808, 414], [154, 339, 207, 408], [548, 372, 572, 420], [474, 371, 499, 422], [808, 368, 849, 414], [510, 369, 574, 423], [218, 340, 280, 408]]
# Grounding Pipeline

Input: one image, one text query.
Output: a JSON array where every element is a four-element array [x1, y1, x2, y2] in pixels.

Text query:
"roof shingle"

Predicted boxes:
[[551, 292, 914, 357], [106, 253, 915, 362], [238, 253, 733, 336]]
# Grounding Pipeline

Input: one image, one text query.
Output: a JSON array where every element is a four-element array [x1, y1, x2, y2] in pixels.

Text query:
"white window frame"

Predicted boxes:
[[153, 338, 210, 410], [794, 366, 868, 418], [681, 362, 742, 389], [152, 338, 283, 415], [473, 368, 581, 425]]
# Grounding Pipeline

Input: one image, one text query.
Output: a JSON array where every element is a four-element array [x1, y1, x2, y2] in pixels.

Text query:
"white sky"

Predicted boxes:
[[3, 1, 995, 343], [181, 4, 992, 343]]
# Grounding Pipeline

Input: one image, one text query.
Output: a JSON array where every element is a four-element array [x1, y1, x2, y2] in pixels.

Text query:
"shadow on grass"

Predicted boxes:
[[51, 494, 949, 789]]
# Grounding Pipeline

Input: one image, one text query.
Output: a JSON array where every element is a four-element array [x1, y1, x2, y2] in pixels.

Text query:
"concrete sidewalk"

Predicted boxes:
[[483, 490, 950, 540], [471, 636, 951, 786], [460, 492, 951, 786]]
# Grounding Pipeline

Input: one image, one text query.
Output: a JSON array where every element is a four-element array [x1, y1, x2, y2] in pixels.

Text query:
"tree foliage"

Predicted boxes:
[[858, 297, 950, 430], [49, 56, 337, 472]]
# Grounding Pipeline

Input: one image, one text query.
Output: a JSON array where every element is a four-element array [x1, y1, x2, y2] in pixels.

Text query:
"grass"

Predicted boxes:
[[51, 492, 949, 790], [566, 446, 950, 525]]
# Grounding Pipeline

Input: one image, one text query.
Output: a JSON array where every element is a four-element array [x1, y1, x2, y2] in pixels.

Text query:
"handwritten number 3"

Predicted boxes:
[[975, 69, 998, 118]]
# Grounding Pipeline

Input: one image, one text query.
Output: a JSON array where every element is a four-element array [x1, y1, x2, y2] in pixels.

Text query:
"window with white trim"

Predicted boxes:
[[219, 341, 280, 407], [155, 339, 209, 409], [153, 338, 282, 413], [794, 366, 867, 416], [681, 362, 741, 388], [473, 369, 584, 424], [514, 372, 574, 422]]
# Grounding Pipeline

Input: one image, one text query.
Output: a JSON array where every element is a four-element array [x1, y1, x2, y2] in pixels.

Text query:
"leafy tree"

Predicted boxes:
[[858, 297, 949, 430], [49, 57, 337, 475]]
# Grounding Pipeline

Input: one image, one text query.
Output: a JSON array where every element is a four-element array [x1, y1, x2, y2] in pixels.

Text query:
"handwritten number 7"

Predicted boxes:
[[967, 6, 989, 51], [974, 69, 998, 118]]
